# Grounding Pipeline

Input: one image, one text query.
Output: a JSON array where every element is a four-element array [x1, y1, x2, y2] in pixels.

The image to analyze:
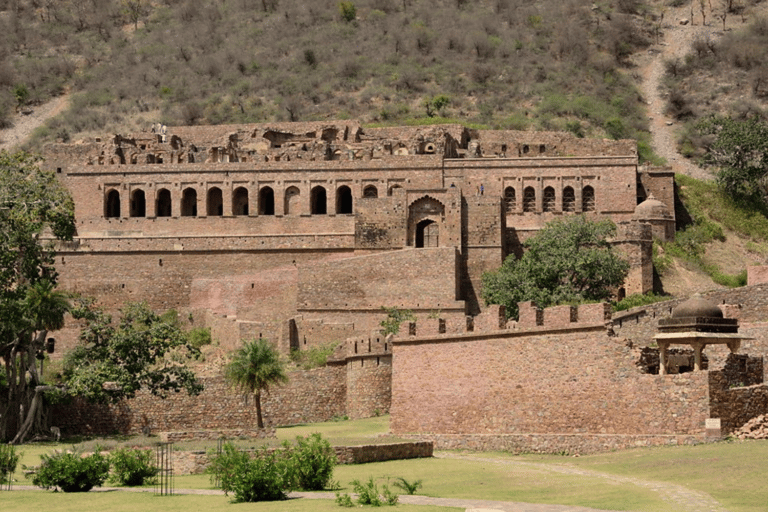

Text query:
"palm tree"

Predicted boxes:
[[225, 338, 288, 429]]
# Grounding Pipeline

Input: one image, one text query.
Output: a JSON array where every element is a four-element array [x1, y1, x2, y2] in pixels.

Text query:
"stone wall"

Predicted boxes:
[[169, 441, 434, 475], [391, 326, 711, 439], [52, 368, 346, 437], [346, 355, 392, 419], [399, 433, 704, 455]]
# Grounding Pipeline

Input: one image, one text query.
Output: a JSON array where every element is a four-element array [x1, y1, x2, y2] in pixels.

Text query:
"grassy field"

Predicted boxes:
[[6, 416, 768, 512]]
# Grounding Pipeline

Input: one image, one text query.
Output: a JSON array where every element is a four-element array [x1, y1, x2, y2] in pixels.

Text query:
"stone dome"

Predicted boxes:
[[672, 294, 723, 319], [634, 194, 672, 220]]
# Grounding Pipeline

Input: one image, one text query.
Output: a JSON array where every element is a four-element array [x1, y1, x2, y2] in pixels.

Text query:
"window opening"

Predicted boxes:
[[259, 187, 275, 215], [181, 188, 197, 216], [105, 189, 121, 218], [311, 186, 327, 215], [336, 185, 353, 214], [207, 187, 223, 216], [156, 188, 172, 217], [562, 187, 575, 212], [583, 185, 595, 212], [523, 187, 536, 212], [542, 187, 555, 212]]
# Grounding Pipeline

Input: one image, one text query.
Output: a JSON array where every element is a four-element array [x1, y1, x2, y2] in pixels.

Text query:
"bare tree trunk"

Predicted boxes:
[[12, 386, 55, 444], [255, 391, 264, 429]]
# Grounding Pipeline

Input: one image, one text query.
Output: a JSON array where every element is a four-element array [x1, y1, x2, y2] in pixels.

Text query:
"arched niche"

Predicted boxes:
[[408, 196, 445, 247]]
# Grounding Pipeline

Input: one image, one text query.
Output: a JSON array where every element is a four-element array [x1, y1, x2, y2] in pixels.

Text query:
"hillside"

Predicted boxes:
[[1, 0, 768, 299]]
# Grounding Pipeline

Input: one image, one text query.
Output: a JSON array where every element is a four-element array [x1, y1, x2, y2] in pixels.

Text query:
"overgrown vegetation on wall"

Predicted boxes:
[[0, 0, 655, 157]]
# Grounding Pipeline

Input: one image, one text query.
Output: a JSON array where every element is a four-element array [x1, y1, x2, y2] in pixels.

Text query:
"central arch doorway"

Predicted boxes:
[[416, 219, 439, 247]]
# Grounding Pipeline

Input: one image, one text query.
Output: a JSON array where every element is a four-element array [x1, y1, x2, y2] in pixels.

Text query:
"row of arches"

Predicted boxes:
[[504, 185, 595, 214], [104, 184, 387, 218]]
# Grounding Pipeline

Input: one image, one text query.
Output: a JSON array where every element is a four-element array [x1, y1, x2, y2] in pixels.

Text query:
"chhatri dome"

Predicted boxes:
[[633, 193, 672, 220]]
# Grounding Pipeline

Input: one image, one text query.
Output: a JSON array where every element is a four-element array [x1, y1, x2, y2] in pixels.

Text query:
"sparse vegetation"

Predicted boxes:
[[0, 0, 657, 158], [379, 307, 415, 336], [290, 342, 339, 370]]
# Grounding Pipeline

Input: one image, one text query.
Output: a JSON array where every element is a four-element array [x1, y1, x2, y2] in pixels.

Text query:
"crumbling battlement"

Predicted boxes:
[[43, 122, 639, 169]]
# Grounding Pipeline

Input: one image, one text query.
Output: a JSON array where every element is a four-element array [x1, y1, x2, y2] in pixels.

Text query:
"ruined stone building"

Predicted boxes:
[[44, 120, 674, 349], [49, 121, 755, 450]]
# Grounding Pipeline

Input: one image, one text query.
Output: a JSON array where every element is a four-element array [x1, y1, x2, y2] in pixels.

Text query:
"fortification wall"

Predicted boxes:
[[298, 247, 460, 310], [346, 354, 392, 419], [391, 321, 711, 439], [52, 368, 347, 436]]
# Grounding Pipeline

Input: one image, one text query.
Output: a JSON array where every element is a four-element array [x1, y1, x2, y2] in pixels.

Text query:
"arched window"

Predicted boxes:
[[582, 185, 595, 212], [542, 187, 555, 212], [388, 184, 402, 196], [259, 187, 275, 215], [562, 187, 575, 212], [416, 219, 439, 248], [363, 185, 378, 198], [207, 187, 223, 216], [233, 187, 249, 216], [336, 185, 353, 214], [504, 187, 516, 213], [156, 189, 172, 217], [105, 189, 120, 218], [181, 188, 197, 217], [284, 186, 300, 215], [311, 186, 327, 215], [523, 187, 536, 212], [130, 189, 146, 217]]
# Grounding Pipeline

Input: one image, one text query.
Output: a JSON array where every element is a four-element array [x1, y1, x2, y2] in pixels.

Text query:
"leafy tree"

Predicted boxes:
[[481, 216, 630, 319], [63, 300, 203, 405], [696, 115, 768, 203], [225, 338, 288, 429], [0, 151, 75, 443]]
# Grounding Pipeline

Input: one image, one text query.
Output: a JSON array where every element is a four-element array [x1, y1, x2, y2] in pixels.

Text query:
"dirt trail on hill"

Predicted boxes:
[[0, 93, 70, 152], [637, 6, 747, 182]]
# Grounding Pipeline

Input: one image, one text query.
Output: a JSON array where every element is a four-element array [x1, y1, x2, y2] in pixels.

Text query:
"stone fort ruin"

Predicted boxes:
[[42, 121, 768, 452]]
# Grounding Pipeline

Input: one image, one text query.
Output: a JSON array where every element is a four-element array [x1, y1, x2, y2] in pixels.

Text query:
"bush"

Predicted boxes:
[[614, 292, 671, 312], [353, 477, 383, 506], [392, 476, 422, 495], [290, 342, 338, 370], [0, 445, 20, 485], [284, 433, 336, 491], [209, 443, 288, 502], [31, 450, 110, 492], [109, 448, 157, 486], [188, 327, 212, 349]]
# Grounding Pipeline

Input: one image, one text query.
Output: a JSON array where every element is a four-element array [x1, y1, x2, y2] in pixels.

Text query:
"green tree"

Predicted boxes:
[[225, 338, 288, 429], [0, 151, 75, 443], [697, 115, 768, 203], [481, 216, 629, 319], [379, 307, 415, 336], [63, 300, 203, 405]]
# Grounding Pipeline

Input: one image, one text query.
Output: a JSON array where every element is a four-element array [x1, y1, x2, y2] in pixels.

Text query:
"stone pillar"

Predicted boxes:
[[692, 342, 704, 371], [658, 341, 669, 375]]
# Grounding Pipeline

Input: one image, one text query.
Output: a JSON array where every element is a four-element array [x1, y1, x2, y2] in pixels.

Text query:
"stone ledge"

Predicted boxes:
[[159, 428, 276, 442]]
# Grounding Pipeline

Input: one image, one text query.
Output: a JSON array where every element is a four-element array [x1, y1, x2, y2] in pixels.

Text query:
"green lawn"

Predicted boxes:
[[7, 417, 768, 512]]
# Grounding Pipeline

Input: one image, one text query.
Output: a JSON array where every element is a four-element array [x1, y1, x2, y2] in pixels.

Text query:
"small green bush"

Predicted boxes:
[[109, 448, 157, 486], [392, 476, 422, 495], [353, 477, 383, 506], [290, 342, 338, 370], [336, 491, 355, 506], [0, 445, 20, 485], [284, 433, 336, 491], [31, 450, 110, 492], [188, 327, 212, 349], [209, 443, 288, 502]]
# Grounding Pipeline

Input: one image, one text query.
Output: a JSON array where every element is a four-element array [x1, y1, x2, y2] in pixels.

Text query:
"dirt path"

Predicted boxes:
[[637, 6, 746, 182], [437, 452, 730, 512], [0, 93, 70, 152]]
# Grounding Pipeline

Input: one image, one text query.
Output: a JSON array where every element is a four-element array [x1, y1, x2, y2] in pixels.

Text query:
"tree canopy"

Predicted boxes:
[[481, 215, 629, 319], [0, 150, 75, 442], [64, 300, 204, 404], [225, 338, 288, 429], [697, 115, 768, 203]]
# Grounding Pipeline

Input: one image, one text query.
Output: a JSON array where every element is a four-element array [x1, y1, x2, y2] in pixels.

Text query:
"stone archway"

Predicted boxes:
[[408, 196, 445, 247]]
